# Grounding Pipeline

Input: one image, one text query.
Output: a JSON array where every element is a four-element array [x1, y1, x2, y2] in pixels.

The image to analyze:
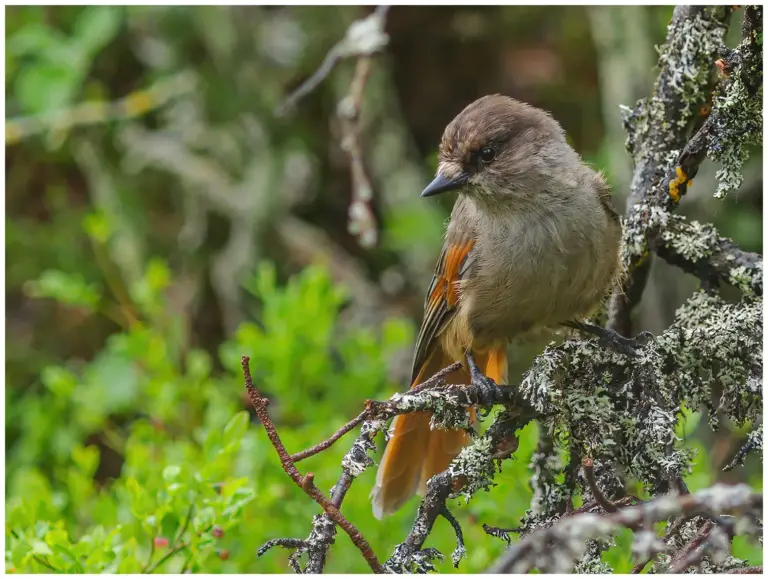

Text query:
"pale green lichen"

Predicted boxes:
[[729, 263, 762, 296], [660, 219, 718, 262], [657, 8, 729, 126], [657, 291, 762, 431], [447, 436, 495, 500], [708, 65, 763, 198]]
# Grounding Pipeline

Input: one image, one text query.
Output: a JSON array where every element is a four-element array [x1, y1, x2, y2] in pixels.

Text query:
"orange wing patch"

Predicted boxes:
[[411, 239, 475, 383]]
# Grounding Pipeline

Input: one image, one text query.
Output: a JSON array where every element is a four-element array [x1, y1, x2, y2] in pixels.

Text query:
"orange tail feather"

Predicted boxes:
[[371, 346, 507, 519]]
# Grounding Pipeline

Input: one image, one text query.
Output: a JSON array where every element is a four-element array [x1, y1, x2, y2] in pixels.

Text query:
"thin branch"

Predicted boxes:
[[482, 523, 522, 546], [6, 72, 195, 145], [723, 426, 763, 472], [667, 520, 714, 573], [143, 542, 190, 574], [257, 537, 307, 558], [290, 410, 367, 463], [275, 6, 390, 117], [728, 566, 764, 574], [408, 361, 462, 395], [439, 506, 466, 568], [241, 356, 384, 574], [653, 217, 762, 296]]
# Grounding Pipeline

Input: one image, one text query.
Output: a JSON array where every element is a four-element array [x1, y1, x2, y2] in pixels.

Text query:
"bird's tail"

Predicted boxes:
[[370, 346, 507, 519]]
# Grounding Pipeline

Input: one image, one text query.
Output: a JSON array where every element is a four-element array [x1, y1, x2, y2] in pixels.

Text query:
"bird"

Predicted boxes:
[[370, 94, 634, 519]]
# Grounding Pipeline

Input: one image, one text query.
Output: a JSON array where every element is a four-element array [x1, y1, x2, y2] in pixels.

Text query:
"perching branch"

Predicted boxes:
[[486, 484, 761, 574]]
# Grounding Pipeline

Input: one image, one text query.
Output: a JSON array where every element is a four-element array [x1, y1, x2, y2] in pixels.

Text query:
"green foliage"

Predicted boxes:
[[7, 6, 124, 116]]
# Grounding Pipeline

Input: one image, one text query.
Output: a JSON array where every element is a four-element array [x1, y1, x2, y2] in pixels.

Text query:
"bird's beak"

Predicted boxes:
[[420, 172, 469, 198]]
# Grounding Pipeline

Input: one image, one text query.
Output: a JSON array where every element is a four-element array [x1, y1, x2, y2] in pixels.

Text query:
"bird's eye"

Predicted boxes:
[[478, 146, 496, 164]]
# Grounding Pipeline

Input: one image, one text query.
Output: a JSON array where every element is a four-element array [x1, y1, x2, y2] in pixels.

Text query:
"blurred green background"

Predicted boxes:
[[5, 5, 762, 573]]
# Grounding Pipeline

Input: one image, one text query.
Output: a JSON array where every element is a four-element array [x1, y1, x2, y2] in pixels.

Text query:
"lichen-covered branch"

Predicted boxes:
[[653, 215, 762, 296], [609, 6, 734, 334], [487, 484, 761, 574]]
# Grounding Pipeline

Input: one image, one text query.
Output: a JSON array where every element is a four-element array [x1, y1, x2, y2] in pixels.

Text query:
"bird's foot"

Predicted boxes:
[[566, 321, 653, 357], [466, 352, 497, 415]]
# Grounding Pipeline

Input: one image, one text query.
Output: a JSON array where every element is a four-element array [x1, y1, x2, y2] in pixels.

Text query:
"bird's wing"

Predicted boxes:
[[410, 224, 477, 384]]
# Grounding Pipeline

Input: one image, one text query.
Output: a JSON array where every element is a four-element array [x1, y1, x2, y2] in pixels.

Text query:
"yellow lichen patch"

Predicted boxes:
[[668, 166, 691, 203], [121, 90, 155, 116]]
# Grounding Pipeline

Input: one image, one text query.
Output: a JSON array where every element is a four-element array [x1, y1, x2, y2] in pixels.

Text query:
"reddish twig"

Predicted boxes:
[[290, 410, 367, 463], [241, 356, 384, 574], [728, 566, 763, 574], [408, 361, 462, 395], [667, 520, 714, 573], [144, 542, 190, 574]]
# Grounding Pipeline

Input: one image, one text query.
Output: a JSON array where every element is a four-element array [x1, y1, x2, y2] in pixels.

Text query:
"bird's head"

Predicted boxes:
[[421, 95, 567, 204]]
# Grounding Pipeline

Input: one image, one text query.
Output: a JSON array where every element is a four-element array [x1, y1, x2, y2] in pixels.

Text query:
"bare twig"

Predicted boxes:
[[407, 361, 462, 395], [275, 6, 390, 117], [667, 520, 714, 573], [482, 523, 522, 546], [241, 356, 384, 573], [728, 566, 764, 574], [340, 56, 378, 248], [723, 426, 763, 472], [290, 410, 367, 463]]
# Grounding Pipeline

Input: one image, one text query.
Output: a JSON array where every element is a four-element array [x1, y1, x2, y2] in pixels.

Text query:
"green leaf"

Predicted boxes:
[[26, 269, 101, 309], [6, 23, 67, 57], [162, 465, 181, 482], [14, 62, 80, 114], [72, 6, 123, 55], [83, 211, 112, 244], [29, 539, 52, 556], [72, 445, 100, 477], [222, 412, 249, 447], [40, 366, 78, 398]]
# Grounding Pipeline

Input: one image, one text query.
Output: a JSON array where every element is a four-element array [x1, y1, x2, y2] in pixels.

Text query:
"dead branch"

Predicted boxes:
[[275, 6, 391, 248], [290, 410, 368, 463], [241, 356, 384, 573]]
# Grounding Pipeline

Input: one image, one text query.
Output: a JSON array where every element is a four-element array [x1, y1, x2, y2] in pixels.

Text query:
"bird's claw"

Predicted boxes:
[[567, 321, 655, 358], [466, 351, 498, 407]]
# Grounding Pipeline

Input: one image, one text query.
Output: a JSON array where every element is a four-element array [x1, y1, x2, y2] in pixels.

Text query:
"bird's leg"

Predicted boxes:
[[465, 351, 496, 415], [565, 320, 653, 357]]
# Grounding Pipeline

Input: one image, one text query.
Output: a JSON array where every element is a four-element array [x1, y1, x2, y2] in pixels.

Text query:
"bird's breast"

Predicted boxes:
[[459, 198, 619, 345]]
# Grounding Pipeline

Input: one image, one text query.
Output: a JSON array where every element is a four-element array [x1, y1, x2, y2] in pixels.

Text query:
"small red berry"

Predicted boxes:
[[154, 537, 169, 548], [218, 549, 230, 560], [212, 526, 224, 539]]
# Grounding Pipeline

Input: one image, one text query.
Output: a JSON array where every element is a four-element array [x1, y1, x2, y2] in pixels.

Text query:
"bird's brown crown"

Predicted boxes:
[[438, 94, 562, 168]]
